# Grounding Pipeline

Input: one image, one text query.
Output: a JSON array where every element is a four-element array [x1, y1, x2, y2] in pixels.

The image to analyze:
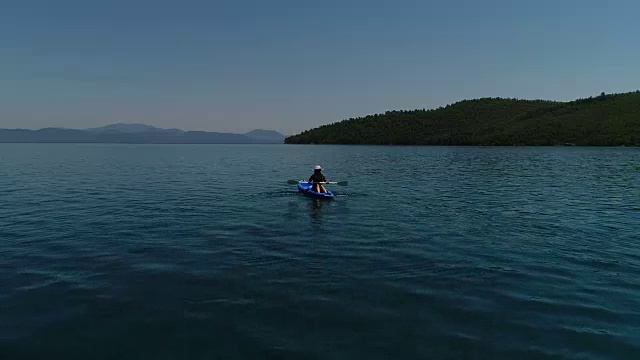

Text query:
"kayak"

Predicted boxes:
[[296, 181, 335, 199], [297, 181, 335, 199]]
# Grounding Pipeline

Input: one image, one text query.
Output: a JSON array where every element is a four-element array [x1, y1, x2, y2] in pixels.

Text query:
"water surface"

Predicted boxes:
[[1, 144, 639, 359]]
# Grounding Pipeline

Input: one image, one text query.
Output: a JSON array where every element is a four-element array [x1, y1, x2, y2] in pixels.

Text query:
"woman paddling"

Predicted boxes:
[[309, 165, 328, 193]]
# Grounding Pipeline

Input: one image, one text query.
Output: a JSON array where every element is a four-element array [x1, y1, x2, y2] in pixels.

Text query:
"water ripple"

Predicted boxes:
[[1, 144, 639, 359]]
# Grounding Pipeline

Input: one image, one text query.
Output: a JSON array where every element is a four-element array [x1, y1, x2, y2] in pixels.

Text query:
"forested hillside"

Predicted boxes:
[[285, 91, 640, 146]]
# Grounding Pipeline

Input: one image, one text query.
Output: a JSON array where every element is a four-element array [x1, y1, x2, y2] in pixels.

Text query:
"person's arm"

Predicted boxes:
[[308, 175, 314, 183]]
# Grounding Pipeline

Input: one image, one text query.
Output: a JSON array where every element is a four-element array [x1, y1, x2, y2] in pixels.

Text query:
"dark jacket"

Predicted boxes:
[[309, 172, 327, 183]]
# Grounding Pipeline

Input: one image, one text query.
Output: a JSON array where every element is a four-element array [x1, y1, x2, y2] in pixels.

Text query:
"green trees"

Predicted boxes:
[[285, 91, 640, 146]]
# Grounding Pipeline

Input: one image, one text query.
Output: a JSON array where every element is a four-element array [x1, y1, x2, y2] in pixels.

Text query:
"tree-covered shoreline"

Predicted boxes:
[[285, 91, 640, 146]]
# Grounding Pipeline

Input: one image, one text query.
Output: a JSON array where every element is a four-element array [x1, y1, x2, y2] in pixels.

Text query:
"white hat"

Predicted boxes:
[[314, 165, 322, 170]]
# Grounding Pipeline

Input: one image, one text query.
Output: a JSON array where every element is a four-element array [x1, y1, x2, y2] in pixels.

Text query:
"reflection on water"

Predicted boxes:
[[309, 198, 325, 223]]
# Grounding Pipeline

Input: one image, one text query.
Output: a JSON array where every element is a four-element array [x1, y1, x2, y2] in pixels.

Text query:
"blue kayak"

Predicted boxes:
[[297, 181, 335, 199]]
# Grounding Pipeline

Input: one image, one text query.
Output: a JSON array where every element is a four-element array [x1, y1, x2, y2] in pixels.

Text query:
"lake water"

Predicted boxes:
[[1, 144, 639, 359]]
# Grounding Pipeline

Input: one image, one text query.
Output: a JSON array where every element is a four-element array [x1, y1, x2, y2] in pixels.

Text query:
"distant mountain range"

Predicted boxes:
[[0, 124, 285, 144]]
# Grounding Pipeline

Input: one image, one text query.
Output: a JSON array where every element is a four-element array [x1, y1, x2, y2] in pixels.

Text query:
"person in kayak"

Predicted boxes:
[[309, 165, 328, 193]]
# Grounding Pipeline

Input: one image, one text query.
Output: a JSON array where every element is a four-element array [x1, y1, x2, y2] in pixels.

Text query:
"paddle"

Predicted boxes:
[[287, 180, 349, 186]]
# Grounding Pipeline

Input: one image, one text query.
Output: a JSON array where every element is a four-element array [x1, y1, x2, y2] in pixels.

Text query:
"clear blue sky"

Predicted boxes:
[[1, 0, 638, 134]]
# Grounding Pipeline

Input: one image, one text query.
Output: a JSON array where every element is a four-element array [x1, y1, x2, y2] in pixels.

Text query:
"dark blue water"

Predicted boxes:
[[1, 144, 639, 359]]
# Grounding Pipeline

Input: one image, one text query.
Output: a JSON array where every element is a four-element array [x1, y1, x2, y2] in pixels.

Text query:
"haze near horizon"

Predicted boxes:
[[1, 0, 638, 135]]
